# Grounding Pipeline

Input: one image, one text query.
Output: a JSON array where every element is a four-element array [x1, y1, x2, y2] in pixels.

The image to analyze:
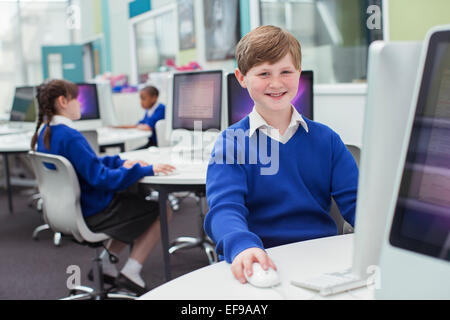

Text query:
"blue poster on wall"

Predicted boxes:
[[129, 0, 151, 18]]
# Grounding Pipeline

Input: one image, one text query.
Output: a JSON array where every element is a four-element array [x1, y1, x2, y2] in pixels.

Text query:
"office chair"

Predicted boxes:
[[80, 130, 100, 155], [168, 193, 218, 264], [154, 120, 217, 263], [329, 144, 360, 235], [147, 119, 180, 211], [31, 130, 99, 246], [28, 151, 137, 300], [155, 119, 170, 147]]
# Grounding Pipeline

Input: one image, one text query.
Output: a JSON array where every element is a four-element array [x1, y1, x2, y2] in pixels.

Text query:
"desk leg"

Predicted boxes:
[[158, 189, 172, 281], [3, 153, 13, 214]]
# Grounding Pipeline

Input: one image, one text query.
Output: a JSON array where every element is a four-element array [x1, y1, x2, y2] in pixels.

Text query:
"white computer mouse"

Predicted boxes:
[[245, 262, 280, 288]]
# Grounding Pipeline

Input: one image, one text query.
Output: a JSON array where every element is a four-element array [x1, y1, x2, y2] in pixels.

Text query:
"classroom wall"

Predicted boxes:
[[80, 0, 448, 150], [388, 0, 450, 41], [108, 0, 133, 75], [315, 0, 450, 149]]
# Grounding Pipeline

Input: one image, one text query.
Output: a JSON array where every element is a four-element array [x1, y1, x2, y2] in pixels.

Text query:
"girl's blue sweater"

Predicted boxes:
[[37, 124, 154, 217]]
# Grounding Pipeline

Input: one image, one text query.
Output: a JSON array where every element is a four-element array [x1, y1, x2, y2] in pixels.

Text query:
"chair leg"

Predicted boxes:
[[32, 224, 50, 240], [61, 247, 137, 300], [203, 241, 218, 265], [168, 194, 218, 264], [53, 232, 62, 246], [32, 225, 62, 247]]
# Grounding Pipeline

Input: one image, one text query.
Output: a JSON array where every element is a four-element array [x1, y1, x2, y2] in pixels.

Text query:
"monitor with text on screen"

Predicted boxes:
[[10, 86, 37, 123], [73, 83, 102, 131], [227, 70, 313, 127], [172, 70, 222, 131]]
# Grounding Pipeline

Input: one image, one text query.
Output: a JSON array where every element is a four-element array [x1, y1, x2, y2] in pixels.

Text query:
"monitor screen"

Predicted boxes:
[[172, 70, 222, 131], [10, 86, 37, 122], [389, 30, 450, 262], [76, 83, 100, 120], [227, 70, 313, 126]]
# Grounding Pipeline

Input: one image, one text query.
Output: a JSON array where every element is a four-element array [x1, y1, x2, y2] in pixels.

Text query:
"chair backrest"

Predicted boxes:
[[27, 151, 108, 243], [346, 144, 360, 168], [80, 130, 99, 155], [329, 144, 361, 234], [155, 119, 170, 147]]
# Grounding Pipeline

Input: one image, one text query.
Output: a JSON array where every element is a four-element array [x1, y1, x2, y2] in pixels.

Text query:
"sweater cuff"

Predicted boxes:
[[222, 231, 265, 263], [142, 164, 154, 176]]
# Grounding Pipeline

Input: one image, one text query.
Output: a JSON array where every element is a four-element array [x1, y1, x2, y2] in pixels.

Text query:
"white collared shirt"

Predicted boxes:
[[248, 105, 309, 144], [146, 100, 161, 117], [38, 115, 74, 134], [50, 115, 74, 128]]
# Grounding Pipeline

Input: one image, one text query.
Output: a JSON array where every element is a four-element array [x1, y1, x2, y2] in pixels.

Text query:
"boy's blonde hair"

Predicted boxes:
[[235, 25, 302, 75]]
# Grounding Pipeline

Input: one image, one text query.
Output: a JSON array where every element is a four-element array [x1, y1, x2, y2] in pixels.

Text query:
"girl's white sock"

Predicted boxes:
[[121, 258, 145, 287]]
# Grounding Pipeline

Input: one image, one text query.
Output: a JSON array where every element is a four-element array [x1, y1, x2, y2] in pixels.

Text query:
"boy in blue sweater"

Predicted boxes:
[[116, 85, 165, 147], [31, 79, 175, 295], [204, 25, 358, 284]]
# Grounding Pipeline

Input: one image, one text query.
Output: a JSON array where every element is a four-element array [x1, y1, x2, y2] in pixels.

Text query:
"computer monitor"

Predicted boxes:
[[227, 70, 313, 127], [9, 86, 37, 123], [72, 83, 102, 131], [351, 41, 423, 280], [291, 41, 424, 296], [166, 70, 223, 155], [171, 70, 222, 131], [91, 80, 119, 126], [377, 25, 450, 299]]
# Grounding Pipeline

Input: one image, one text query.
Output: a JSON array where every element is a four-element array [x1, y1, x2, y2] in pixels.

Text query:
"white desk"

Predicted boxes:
[[139, 234, 374, 300], [96, 127, 150, 151], [120, 147, 210, 281], [0, 128, 151, 213]]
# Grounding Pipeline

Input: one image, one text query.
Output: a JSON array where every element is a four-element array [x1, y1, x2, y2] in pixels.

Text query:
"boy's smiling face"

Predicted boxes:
[[235, 53, 300, 116]]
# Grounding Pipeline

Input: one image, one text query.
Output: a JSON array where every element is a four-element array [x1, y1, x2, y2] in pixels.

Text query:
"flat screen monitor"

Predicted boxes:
[[351, 41, 423, 278], [10, 86, 37, 122], [377, 25, 450, 299], [172, 70, 222, 131], [290, 42, 423, 297], [227, 70, 313, 127], [389, 30, 450, 261], [76, 83, 100, 120]]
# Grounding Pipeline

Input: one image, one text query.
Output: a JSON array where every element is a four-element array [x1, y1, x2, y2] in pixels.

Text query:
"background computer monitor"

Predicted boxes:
[[91, 80, 119, 126], [227, 70, 313, 127], [10, 86, 37, 123], [171, 70, 222, 132], [377, 25, 450, 299], [350, 41, 423, 281], [73, 83, 102, 130]]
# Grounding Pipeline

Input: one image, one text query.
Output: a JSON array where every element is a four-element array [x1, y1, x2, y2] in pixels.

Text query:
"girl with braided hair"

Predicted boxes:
[[32, 79, 175, 295]]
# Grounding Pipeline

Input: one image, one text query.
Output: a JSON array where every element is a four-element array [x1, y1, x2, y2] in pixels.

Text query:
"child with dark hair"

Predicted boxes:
[[32, 79, 175, 295], [115, 85, 165, 147]]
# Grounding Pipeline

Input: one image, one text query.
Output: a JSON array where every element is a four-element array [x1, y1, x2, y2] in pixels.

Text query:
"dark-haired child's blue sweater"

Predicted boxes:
[[138, 103, 165, 146], [37, 124, 154, 217], [204, 116, 358, 263]]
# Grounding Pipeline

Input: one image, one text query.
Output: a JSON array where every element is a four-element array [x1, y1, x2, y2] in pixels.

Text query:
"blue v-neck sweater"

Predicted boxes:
[[37, 124, 154, 217], [205, 116, 358, 263], [138, 103, 165, 145]]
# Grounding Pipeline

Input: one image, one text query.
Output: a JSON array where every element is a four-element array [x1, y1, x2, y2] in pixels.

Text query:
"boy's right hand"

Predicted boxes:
[[231, 247, 277, 284]]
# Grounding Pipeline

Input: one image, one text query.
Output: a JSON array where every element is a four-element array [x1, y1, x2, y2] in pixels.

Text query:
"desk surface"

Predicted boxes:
[[139, 234, 374, 300], [0, 127, 150, 153], [120, 147, 209, 185]]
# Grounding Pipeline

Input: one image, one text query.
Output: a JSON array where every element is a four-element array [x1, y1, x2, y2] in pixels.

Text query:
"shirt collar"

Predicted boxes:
[[248, 105, 309, 137], [50, 115, 74, 128], [147, 101, 160, 116]]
